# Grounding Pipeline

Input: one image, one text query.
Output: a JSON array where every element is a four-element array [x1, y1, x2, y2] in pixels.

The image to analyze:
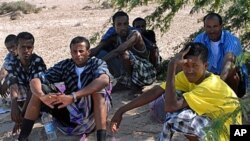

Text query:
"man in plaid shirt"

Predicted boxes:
[[110, 42, 241, 141], [5, 32, 47, 134], [18, 36, 112, 141]]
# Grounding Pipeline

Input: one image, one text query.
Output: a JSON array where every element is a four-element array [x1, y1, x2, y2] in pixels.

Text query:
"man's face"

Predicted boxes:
[[204, 17, 222, 42], [114, 16, 129, 37], [5, 41, 17, 56], [70, 42, 90, 67], [133, 20, 146, 32], [17, 39, 34, 62], [182, 56, 207, 84]]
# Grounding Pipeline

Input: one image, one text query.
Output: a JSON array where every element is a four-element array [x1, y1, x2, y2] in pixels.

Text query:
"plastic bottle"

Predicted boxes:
[[79, 134, 87, 141], [111, 136, 117, 141], [41, 112, 57, 141]]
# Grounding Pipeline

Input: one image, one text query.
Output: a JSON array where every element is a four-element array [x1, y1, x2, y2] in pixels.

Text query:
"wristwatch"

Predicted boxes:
[[71, 92, 77, 103]]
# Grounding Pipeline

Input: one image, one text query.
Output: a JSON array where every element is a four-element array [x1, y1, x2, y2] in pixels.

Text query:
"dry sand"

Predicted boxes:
[[0, 0, 204, 140]]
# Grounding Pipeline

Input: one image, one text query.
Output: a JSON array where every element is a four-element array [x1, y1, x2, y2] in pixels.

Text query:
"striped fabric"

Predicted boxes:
[[159, 108, 211, 141], [5, 54, 46, 101], [40, 57, 112, 135], [194, 30, 242, 74]]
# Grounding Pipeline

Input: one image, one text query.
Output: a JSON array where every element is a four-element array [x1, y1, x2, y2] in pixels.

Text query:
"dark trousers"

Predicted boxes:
[[41, 84, 77, 127]]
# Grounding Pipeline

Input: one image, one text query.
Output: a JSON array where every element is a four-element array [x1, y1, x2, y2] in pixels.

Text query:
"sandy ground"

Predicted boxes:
[[0, 0, 204, 140]]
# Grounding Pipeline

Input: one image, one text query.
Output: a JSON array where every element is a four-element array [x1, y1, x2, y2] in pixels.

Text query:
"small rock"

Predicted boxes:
[[82, 6, 91, 10], [74, 22, 81, 27], [10, 11, 23, 20], [101, 1, 113, 9]]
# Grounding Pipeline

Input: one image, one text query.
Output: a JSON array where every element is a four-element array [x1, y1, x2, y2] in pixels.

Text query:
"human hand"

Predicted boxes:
[[39, 93, 59, 109], [53, 93, 74, 109], [0, 88, 8, 98], [12, 122, 21, 134], [172, 45, 192, 66], [110, 110, 123, 133], [11, 100, 23, 123], [0, 78, 8, 98]]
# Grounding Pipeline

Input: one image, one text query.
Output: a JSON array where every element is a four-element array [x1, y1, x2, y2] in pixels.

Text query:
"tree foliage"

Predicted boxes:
[[109, 0, 250, 49]]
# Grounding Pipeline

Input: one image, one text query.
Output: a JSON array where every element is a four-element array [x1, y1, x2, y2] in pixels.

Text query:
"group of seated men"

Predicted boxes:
[[0, 11, 244, 141]]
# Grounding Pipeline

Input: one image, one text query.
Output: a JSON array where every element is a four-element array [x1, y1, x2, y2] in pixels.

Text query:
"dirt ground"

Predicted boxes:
[[0, 0, 205, 140]]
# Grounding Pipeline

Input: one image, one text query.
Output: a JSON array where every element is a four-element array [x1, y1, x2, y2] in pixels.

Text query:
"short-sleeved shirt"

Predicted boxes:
[[6, 53, 47, 101], [160, 72, 242, 141], [101, 26, 134, 42], [194, 30, 242, 74], [99, 29, 155, 87], [3, 53, 15, 70], [39, 57, 112, 135]]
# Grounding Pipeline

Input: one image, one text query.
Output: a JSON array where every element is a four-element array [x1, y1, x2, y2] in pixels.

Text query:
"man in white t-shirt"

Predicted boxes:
[[194, 12, 243, 96], [18, 36, 112, 141]]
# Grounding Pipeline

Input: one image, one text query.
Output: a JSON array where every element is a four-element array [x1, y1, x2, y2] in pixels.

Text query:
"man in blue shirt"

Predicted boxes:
[[90, 11, 156, 93], [194, 12, 243, 96]]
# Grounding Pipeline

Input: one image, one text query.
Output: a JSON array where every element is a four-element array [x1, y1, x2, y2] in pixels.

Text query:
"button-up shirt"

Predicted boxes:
[[194, 30, 242, 74]]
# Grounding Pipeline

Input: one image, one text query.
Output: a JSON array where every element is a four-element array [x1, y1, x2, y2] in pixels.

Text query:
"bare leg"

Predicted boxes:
[[24, 94, 41, 120], [92, 92, 107, 141], [18, 95, 41, 141], [93, 92, 107, 130]]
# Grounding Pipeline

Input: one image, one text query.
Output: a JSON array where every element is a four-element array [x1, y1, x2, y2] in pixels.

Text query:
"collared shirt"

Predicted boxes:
[[6, 53, 46, 101], [40, 57, 112, 135], [194, 30, 242, 74]]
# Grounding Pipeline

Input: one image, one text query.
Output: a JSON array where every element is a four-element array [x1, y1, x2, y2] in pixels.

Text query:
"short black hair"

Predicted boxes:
[[16, 32, 35, 45], [132, 17, 146, 27], [183, 42, 208, 63], [203, 12, 223, 25], [112, 11, 129, 23], [70, 36, 90, 50], [4, 34, 17, 44]]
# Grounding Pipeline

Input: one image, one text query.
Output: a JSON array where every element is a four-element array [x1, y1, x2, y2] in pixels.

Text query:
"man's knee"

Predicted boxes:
[[92, 93, 105, 103], [29, 94, 41, 104], [121, 51, 130, 60]]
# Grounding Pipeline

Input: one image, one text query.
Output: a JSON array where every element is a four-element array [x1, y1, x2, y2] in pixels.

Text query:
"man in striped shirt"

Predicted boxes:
[[194, 12, 243, 95], [5, 32, 47, 134], [18, 36, 112, 141]]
